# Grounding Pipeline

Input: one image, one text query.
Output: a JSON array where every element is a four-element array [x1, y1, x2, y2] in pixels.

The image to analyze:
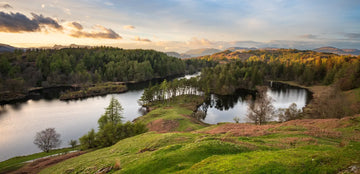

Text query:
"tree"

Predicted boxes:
[[246, 87, 275, 125], [98, 97, 124, 129], [33, 128, 61, 152], [278, 103, 302, 122], [69, 139, 77, 148], [233, 116, 241, 123], [79, 129, 97, 149]]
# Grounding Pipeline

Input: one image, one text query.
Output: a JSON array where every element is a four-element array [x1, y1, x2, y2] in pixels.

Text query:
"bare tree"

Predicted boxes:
[[34, 128, 61, 152], [246, 87, 275, 125]]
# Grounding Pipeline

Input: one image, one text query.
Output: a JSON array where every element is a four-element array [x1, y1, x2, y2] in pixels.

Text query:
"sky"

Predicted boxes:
[[0, 0, 360, 52]]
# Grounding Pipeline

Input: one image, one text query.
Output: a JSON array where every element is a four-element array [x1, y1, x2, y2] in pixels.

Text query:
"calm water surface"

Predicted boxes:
[[200, 82, 312, 124]]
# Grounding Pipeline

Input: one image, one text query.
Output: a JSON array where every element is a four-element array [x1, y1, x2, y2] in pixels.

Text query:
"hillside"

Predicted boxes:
[[314, 46, 360, 55], [39, 111, 360, 173], [0, 44, 16, 53]]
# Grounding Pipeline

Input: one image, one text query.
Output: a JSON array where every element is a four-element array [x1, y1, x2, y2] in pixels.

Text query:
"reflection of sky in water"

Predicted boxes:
[[202, 88, 308, 124], [0, 92, 143, 162]]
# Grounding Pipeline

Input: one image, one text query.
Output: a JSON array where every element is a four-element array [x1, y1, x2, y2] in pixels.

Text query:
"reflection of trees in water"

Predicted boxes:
[[0, 105, 7, 116], [198, 89, 256, 120], [269, 82, 313, 104]]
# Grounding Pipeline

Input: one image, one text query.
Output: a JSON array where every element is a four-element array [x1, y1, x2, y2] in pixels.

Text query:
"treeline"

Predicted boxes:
[[139, 78, 203, 106], [199, 49, 360, 94], [0, 47, 215, 93]]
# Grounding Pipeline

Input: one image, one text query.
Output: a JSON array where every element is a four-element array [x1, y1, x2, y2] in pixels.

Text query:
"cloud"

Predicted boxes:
[[133, 36, 151, 42], [64, 8, 71, 15], [31, 13, 62, 30], [70, 22, 83, 30], [0, 11, 121, 39], [70, 25, 122, 39], [0, 12, 62, 32], [299, 34, 318, 39], [1, 4, 12, 9], [186, 37, 213, 46], [123, 25, 135, 30], [344, 33, 360, 39]]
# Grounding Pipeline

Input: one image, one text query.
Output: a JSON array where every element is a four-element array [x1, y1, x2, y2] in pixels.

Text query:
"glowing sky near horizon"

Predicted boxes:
[[0, 0, 359, 52]]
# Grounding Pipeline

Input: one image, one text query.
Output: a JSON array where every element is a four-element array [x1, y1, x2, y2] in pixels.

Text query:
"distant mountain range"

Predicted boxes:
[[226, 47, 257, 52], [166, 48, 222, 58], [313, 46, 360, 55], [1, 43, 360, 56], [184, 48, 221, 57], [51, 44, 90, 49], [165, 52, 191, 59]]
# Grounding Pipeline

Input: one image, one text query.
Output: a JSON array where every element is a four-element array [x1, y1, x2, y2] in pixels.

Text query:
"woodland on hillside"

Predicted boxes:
[[0, 47, 216, 93]]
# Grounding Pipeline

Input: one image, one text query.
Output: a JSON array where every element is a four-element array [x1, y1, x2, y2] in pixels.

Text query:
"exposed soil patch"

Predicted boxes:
[[147, 119, 179, 133], [202, 123, 276, 137], [10, 151, 85, 174]]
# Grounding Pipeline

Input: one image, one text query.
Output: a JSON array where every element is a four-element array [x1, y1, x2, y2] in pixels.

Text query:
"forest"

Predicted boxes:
[[140, 49, 360, 102], [198, 49, 360, 94], [0, 47, 215, 94]]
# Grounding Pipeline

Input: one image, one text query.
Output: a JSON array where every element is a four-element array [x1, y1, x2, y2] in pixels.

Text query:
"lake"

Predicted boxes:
[[200, 82, 312, 124], [0, 76, 311, 162]]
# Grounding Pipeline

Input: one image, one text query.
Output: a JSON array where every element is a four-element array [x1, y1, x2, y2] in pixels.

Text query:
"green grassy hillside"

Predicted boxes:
[[40, 112, 360, 173]]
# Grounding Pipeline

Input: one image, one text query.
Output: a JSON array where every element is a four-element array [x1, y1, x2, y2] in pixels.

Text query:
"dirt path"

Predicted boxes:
[[10, 151, 86, 174]]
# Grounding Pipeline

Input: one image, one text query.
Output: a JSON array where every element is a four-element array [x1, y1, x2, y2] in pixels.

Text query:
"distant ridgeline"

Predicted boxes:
[[0, 47, 216, 93], [197, 49, 360, 94]]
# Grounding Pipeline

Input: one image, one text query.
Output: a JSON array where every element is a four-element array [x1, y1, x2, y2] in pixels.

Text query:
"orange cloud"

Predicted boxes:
[[134, 36, 151, 42], [123, 25, 135, 30], [70, 25, 122, 39]]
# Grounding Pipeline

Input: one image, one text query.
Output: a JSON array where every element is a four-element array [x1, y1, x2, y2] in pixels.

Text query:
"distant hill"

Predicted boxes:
[[199, 50, 254, 61], [184, 48, 221, 57], [165, 52, 191, 59], [52, 44, 90, 49], [0, 44, 16, 53], [226, 47, 257, 52], [314, 46, 360, 55]]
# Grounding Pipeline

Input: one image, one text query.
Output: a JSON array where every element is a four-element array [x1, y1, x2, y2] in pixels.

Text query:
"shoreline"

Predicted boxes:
[[0, 73, 188, 105]]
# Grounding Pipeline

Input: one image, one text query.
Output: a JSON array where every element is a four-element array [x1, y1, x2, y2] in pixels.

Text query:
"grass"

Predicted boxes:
[[40, 115, 360, 173], [0, 147, 79, 174], [135, 95, 207, 132], [180, 143, 360, 174], [135, 106, 205, 132]]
